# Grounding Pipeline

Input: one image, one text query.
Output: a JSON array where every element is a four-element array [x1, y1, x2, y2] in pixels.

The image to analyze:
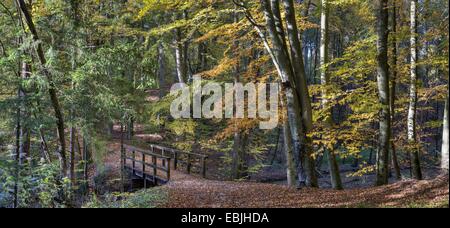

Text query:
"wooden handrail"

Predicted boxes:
[[122, 144, 171, 185], [124, 145, 171, 159], [148, 143, 208, 178], [149, 144, 209, 158]]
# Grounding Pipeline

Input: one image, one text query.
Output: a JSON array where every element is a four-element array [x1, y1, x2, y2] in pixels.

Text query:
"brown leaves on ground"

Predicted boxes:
[[105, 140, 448, 208], [162, 174, 449, 208]]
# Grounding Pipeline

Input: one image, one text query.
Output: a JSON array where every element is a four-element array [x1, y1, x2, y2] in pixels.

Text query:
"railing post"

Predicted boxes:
[[173, 150, 178, 170], [132, 150, 136, 176], [167, 158, 171, 181], [162, 148, 166, 167], [152, 155, 157, 185], [201, 156, 207, 178], [187, 153, 192, 174], [120, 124, 125, 192], [142, 153, 146, 189]]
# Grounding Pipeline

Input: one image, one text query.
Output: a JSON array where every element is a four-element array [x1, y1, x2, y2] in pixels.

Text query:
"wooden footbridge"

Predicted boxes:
[[120, 143, 208, 188]]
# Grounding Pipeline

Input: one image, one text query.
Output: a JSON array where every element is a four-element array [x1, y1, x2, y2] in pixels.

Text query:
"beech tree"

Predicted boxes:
[[319, 0, 343, 190], [443, 93, 449, 172], [390, 0, 402, 180], [375, 0, 391, 186], [408, 0, 423, 180]]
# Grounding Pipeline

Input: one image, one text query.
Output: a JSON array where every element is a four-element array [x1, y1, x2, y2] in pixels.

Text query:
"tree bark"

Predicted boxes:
[[408, 0, 423, 180], [442, 93, 449, 172], [375, 0, 391, 186], [174, 11, 189, 84], [281, 0, 318, 188], [174, 28, 185, 84], [158, 42, 167, 98], [18, 62, 30, 165], [390, 0, 402, 180], [319, 0, 343, 190], [230, 24, 248, 179], [13, 88, 21, 208], [82, 137, 89, 183], [282, 96, 298, 187], [69, 127, 76, 185]]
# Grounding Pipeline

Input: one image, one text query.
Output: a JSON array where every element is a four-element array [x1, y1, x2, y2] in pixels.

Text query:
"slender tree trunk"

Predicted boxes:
[[127, 118, 134, 140], [408, 0, 423, 180], [82, 137, 89, 183], [69, 127, 76, 185], [174, 11, 189, 84], [158, 42, 166, 98], [18, 62, 30, 165], [281, 90, 298, 187], [13, 89, 21, 208], [196, 42, 207, 73], [375, 0, 391, 186], [120, 123, 125, 192], [174, 28, 186, 84], [319, 0, 343, 190], [16, 0, 67, 176], [76, 130, 82, 159], [442, 93, 449, 172], [182, 10, 190, 80], [390, 1, 402, 180], [38, 128, 51, 163], [230, 12, 248, 179], [282, 0, 318, 188]]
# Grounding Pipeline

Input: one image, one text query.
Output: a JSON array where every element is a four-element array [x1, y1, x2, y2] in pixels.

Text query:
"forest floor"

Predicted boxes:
[[162, 173, 448, 208], [98, 140, 449, 208]]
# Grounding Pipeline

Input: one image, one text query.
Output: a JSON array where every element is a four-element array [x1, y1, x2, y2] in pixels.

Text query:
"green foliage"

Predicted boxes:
[[0, 161, 72, 208], [83, 188, 168, 208]]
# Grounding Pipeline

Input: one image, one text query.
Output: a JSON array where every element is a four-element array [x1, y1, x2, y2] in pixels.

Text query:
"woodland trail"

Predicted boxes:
[[104, 141, 449, 208]]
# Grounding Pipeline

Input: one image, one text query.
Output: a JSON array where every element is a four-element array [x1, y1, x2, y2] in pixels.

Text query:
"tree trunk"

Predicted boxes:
[[13, 89, 21, 208], [183, 11, 191, 80], [390, 1, 402, 180], [442, 93, 449, 172], [319, 0, 343, 190], [19, 62, 30, 165], [375, 0, 391, 186], [281, 0, 318, 188], [281, 90, 298, 187], [158, 42, 166, 98], [408, 0, 423, 180], [127, 118, 134, 140], [69, 127, 76, 185], [174, 11, 189, 84], [83, 137, 89, 183], [230, 24, 248, 179], [174, 28, 186, 84], [38, 128, 51, 163], [16, 0, 67, 176]]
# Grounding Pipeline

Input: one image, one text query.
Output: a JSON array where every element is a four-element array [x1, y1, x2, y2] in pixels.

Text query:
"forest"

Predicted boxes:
[[0, 0, 448, 209]]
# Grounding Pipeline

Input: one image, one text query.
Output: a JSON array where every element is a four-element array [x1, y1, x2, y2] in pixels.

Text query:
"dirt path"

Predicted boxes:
[[104, 141, 448, 208]]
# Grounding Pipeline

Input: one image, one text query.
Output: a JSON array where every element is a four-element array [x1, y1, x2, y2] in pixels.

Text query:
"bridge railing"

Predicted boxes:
[[122, 145, 171, 186], [149, 144, 209, 178]]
